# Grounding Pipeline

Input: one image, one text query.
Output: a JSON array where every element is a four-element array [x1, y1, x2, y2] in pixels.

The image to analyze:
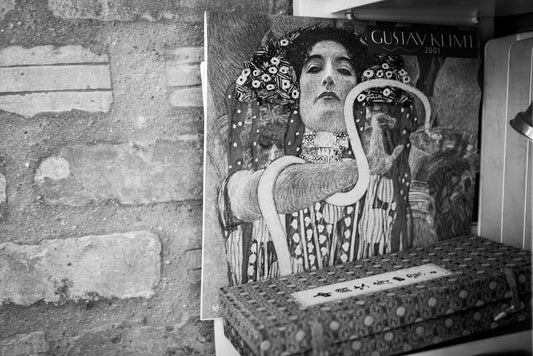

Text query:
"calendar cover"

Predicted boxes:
[[201, 11, 481, 319]]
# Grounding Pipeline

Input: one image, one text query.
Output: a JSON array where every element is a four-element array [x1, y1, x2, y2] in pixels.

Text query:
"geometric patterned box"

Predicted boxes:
[[220, 236, 531, 355]]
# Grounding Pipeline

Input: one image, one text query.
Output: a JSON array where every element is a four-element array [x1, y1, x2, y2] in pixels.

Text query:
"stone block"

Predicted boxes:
[[35, 139, 203, 206], [168, 87, 203, 108], [165, 47, 204, 64], [0, 92, 113, 117], [0, 45, 112, 117], [0, 65, 111, 92], [0, 45, 109, 66], [0, 231, 161, 305], [0, 331, 49, 356], [166, 63, 201, 87], [184, 248, 202, 270], [48, 0, 104, 20]]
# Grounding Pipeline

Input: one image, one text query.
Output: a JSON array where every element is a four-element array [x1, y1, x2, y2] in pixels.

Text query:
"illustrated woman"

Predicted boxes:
[[217, 27, 421, 285]]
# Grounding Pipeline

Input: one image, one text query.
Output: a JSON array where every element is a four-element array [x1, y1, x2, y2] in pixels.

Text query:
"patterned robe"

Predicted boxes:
[[218, 92, 417, 285]]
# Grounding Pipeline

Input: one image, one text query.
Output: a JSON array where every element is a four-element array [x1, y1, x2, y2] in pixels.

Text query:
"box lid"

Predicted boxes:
[[220, 236, 531, 355]]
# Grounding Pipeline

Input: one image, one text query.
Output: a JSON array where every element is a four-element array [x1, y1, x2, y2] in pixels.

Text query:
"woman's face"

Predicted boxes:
[[299, 40, 358, 133]]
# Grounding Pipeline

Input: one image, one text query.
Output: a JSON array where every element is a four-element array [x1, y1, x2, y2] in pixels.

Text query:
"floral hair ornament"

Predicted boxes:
[[357, 54, 414, 106], [234, 29, 305, 111], [226, 28, 309, 176]]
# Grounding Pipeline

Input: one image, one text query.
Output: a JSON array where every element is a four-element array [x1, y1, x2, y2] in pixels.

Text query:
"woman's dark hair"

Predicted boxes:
[[286, 26, 375, 81]]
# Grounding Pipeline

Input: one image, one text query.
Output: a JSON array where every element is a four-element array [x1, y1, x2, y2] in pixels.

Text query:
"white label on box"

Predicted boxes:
[[292, 264, 452, 307]]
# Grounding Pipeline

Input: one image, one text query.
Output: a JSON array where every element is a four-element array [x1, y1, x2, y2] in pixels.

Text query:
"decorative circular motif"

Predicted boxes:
[[352, 341, 362, 350], [329, 321, 340, 331], [295, 330, 305, 342], [396, 307, 406, 317], [260, 340, 271, 351], [384, 332, 394, 342], [364, 316, 374, 326], [428, 297, 437, 307]]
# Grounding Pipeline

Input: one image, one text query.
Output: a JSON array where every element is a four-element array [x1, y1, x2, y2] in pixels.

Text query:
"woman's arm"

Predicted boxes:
[[226, 159, 359, 222]]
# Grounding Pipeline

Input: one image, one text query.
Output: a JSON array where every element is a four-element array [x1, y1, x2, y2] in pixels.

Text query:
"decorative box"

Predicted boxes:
[[219, 236, 532, 355]]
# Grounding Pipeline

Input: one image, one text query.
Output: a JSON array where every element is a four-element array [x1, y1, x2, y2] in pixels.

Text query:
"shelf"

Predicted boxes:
[[294, 0, 533, 26]]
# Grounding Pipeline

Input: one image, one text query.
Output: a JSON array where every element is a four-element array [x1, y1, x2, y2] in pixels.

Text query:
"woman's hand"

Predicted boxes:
[[363, 112, 404, 175]]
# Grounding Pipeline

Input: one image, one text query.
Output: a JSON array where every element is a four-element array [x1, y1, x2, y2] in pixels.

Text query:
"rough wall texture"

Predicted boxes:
[[0, 0, 292, 355]]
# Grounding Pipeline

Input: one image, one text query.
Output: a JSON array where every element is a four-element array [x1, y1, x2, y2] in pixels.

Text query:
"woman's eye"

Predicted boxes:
[[338, 67, 353, 76], [306, 65, 321, 73]]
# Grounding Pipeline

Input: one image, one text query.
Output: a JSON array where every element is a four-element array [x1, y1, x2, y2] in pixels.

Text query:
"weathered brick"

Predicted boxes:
[[0, 45, 113, 117], [184, 248, 202, 270], [0, 92, 113, 117], [166, 63, 201, 87], [168, 87, 203, 107], [0, 45, 109, 66], [0, 65, 111, 92], [48, 0, 105, 20], [0, 331, 49, 356], [0, 231, 161, 305], [184, 248, 202, 283], [47, 0, 143, 21], [35, 139, 203, 206], [165, 47, 204, 64]]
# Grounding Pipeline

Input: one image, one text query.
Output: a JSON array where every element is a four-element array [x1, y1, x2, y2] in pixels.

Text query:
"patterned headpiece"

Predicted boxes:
[[234, 30, 303, 111], [226, 28, 308, 176], [356, 54, 413, 106]]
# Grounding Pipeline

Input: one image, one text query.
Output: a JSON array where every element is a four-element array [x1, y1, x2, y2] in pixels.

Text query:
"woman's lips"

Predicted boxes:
[[316, 91, 340, 102]]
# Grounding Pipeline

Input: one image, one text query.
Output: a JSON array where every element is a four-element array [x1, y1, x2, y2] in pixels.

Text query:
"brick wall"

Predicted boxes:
[[0, 0, 291, 355]]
